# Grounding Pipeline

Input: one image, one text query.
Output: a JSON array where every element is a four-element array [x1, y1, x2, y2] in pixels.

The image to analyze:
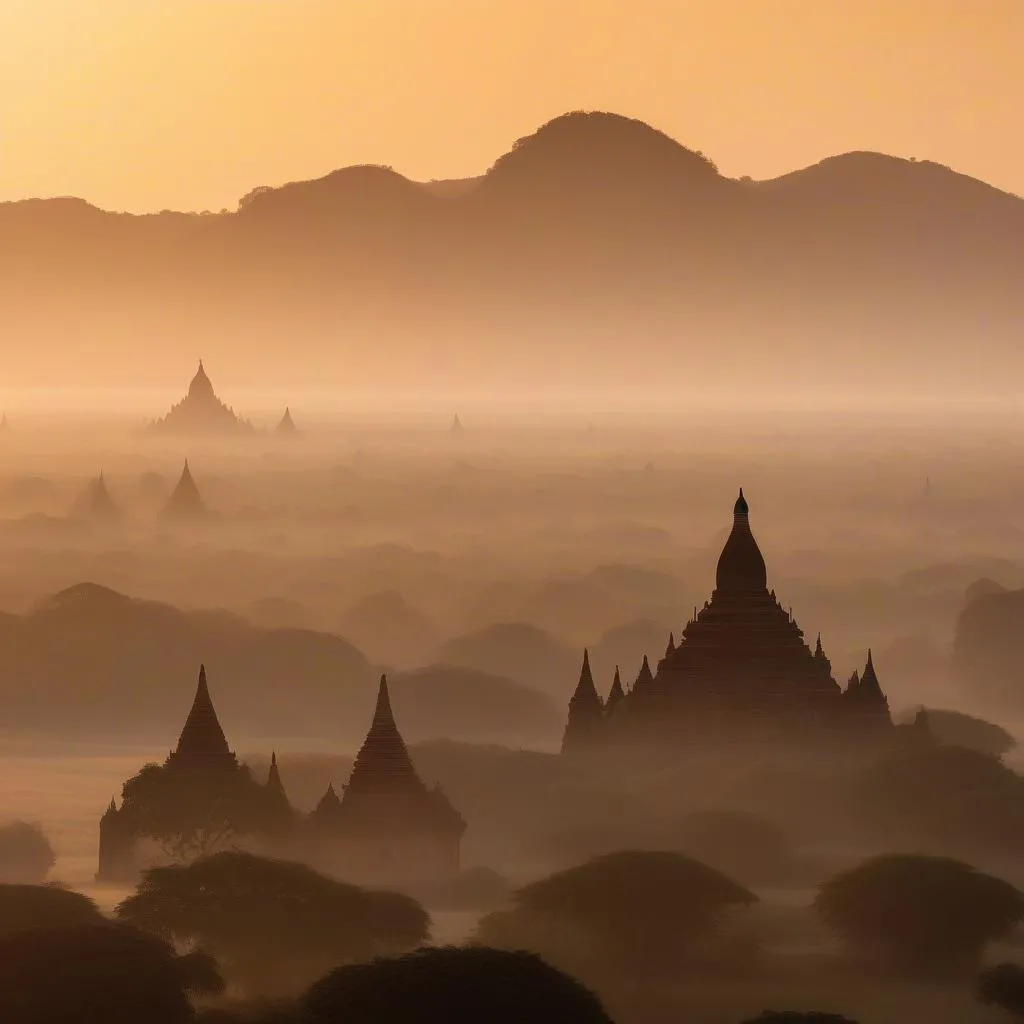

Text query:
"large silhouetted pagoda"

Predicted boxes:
[[97, 666, 286, 882], [149, 361, 253, 435], [565, 490, 896, 750], [309, 675, 466, 885]]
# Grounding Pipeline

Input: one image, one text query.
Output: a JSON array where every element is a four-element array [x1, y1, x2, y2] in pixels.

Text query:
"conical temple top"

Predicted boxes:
[[276, 407, 297, 434], [168, 665, 236, 770], [163, 459, 205, 516], [715, 488, 768, 594], [606, 666, 625, 712], [569, 649, 603, 710], [188, 360, 215, 400], [342, 675, 424, 799]]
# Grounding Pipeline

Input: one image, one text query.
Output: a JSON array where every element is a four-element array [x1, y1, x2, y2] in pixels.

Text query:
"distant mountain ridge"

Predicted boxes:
[[2, 110, 1021, 392]]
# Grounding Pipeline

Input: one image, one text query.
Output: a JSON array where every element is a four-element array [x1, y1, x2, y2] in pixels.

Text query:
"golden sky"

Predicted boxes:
[[0, 0, 1020, 213]]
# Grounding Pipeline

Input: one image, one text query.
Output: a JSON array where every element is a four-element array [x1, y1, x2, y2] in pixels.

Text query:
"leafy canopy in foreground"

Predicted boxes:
[[0, 922, 222, 1024], [478, 849, 756, 977], [304, 945, 614, 1024], [816, 853, 1024, 974], [0, 882, 103, 938], [117, 850, 429, 996]]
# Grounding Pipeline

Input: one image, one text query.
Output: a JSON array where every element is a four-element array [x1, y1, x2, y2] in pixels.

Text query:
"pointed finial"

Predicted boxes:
[[271, 751, 277, 767], [582, 648, 590, 668], [866, 647, 874, 667], [734, 488, 749, 515]]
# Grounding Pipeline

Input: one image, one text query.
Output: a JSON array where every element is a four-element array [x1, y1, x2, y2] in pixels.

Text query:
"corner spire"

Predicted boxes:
[[606, 666, 625, 713]]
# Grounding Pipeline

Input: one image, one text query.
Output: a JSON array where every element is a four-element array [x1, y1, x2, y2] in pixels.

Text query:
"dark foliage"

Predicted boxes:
[[303, 945, 614, 1024], [0, 883, 103, 938], [978, 962, 1024, 1018], [0, 921, 221, 1024], [816, 853, 1024, 975], [921, 708, 1016, 757], [476, 849, 755, 979], [117, 851, 429, 996], [850, 744, 1024, 855], [120, 761, 274, 859], [0, 821, 57, 883]]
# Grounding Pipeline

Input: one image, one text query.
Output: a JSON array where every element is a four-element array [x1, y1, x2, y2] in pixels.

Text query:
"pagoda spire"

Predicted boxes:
[[561, 649, 605, 754], [714, 488, 768, 595], [162, 459, 206, 518], [606, 666, 625, 714], [665, 632, 676, 658], [167, 664, 236, 770], [342, 675, 424, 799], [634, 653, 655, 694]]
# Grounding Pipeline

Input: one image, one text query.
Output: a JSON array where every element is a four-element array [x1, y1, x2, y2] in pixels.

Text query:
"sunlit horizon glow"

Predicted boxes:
[[0, 0, 1021, 213]]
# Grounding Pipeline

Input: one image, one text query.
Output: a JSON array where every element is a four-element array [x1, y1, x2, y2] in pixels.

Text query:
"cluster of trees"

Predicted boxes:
[[4, 847, 1024, 1022], [0, 821, 55, 884]]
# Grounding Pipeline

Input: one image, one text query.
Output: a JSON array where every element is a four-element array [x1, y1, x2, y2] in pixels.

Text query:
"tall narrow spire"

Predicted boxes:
[[634, 653, 655, 694], [561, 649, 605, 754], [665, 632, 676, 658], [606, 667, 625, 714], [167, 665, 236, 770], [715, 488, 768, 594]]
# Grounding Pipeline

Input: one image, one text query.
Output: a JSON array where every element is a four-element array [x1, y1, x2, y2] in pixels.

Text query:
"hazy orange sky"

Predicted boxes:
[[0, 0, 1020, 213]]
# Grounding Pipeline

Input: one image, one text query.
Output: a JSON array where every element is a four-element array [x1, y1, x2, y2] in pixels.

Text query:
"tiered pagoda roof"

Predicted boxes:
[[325, 676, 465, 838], [149, 361, 253, 435], [166, 665, 238, 771], [644, 491, 842, 728]]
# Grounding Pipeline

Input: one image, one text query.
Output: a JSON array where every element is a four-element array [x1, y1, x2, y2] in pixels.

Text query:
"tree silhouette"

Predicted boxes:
[[0, 922, 221, 1024], [0, 821, 56, 883], [0, 882, 103, 938], [978, 963, 1024, 1018], [476, 849, 755, 979], [117, 851, 429, 996], [121, 761, 271, 861], [303, 945, 614, 1024], [816, 854, 1024, 975]]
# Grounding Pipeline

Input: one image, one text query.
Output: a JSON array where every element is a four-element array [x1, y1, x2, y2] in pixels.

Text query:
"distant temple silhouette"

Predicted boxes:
[[160, 460, 207, 519], [98, 667, 464, 886], [149, 361, 254, 435], [72, 471, 119, 521], [450, 414, 464, 434], [276, 407, 298, 435], [563, 490, 900, 752]]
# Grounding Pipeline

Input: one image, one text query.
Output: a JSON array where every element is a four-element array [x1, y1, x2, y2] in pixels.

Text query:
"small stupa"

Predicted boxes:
[[276, 407, 298, 435], [161, 459, 207, 519], [149, 361, 253, 435], [74, 470, 119, 520], [450, 414, 463, 434]]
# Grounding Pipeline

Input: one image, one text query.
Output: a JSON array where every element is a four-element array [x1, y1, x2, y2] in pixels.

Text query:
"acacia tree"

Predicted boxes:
[[117, 851, 429, 996], [476, 849, 756, 979], [816, 854, 1024, 975], [120, 762, 271, 862], [304, 945, 614, 1024]]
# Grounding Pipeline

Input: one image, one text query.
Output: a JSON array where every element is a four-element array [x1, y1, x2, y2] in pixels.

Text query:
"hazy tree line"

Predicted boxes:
[[3, 838, 1024, 1022]]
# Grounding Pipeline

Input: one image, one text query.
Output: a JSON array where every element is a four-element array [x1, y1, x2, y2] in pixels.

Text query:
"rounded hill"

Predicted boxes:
[[483, 111, 723, 193]]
